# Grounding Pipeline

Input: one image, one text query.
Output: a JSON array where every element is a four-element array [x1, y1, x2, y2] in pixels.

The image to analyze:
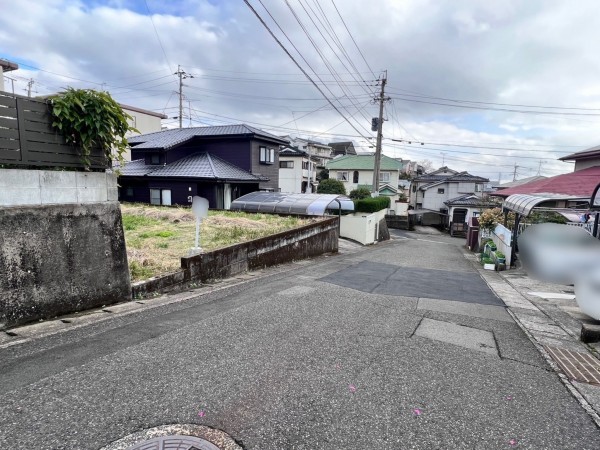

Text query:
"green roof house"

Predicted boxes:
[[326, 154, 405, 197]]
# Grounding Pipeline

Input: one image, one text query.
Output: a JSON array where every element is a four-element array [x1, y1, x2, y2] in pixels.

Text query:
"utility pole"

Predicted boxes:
[[26, 78, 34, 97], [175, 65, 193, 128], [512, 163, 519, 182], [372, 71, 390, 194]]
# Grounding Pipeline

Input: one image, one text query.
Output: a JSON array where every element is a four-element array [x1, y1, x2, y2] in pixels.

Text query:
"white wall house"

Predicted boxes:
[[559, 145, 600, 172], [280, 136, 333, 167], [278, 147, 318, 193], [410, 167, 488, 211], [120, 104, 168, 161], [326, 154, 406, 214]]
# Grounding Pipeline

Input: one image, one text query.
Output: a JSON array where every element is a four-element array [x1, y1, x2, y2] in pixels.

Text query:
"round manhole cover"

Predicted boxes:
[[127, 435, 220, 450], [100, 424, 242, 450]]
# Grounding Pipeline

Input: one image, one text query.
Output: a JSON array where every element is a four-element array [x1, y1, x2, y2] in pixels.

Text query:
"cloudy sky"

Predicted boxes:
[[2, 0, 600, 181]]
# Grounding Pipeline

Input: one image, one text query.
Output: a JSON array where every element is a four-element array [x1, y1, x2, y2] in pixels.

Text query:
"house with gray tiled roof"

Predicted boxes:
[[119, 124, 288, 209], [409, 167, 489, 226], [444, 194, 501, 236]]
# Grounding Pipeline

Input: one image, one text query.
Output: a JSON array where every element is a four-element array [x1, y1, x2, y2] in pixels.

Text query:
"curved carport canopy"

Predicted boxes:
[[502, 193, 583, 217], [230, 192, 354, 215]]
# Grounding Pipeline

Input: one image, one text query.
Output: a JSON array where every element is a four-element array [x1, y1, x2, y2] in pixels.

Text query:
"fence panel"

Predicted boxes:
[[0, 92, 107, 169]]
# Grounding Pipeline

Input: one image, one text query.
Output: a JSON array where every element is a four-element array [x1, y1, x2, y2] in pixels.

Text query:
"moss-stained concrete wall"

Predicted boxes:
[[182, 217, 339, 282], [0, 202, 131, 329]]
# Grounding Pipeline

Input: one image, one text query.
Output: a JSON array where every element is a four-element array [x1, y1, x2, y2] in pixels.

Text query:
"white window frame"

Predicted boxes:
[[379, 172, 390, 183], [150, 189, 161, 205], [260, 146, 275, 164], [337, 171, 349, 182]]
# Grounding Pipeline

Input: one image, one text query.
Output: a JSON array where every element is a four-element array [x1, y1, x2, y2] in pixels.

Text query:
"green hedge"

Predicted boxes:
[[354, 196, 391, 213]]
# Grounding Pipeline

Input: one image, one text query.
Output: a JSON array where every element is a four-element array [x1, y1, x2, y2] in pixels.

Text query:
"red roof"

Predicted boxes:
[[494, 166, 600, 198]]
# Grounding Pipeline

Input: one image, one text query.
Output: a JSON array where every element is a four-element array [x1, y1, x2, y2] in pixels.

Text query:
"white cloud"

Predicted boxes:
[[1, 0, 599, 181]]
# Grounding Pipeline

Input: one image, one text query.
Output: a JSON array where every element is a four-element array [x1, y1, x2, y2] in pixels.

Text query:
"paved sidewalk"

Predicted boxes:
[[1, 235, 599, 449]]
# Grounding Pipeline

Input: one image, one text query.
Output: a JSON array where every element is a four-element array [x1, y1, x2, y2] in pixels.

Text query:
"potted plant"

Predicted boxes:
[[494, 251, 506, 264], [482, 256, 495, 270]]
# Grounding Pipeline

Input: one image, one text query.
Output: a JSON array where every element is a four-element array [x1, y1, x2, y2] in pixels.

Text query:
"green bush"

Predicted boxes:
[[349, 187, 372, 200], [317, 178, 346, 195], [354, 196, 391, 213]]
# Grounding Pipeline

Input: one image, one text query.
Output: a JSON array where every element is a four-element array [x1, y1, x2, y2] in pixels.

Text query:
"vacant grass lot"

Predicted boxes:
[[121, 203, 312, 281]]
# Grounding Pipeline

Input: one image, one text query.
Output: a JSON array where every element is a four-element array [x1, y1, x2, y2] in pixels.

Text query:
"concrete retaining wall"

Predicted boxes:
[[182, 217, 339, 282], [132, 217, 339, 296], [0, 168, 118, 206], [0, 202, 131, 329]]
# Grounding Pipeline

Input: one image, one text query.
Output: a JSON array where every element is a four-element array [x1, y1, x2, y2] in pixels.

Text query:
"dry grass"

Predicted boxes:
[[121, 203, 313, 281]]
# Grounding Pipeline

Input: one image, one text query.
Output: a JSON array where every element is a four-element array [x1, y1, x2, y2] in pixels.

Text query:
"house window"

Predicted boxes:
[[150, 188, 172, 206], [126, 187, 134, 197], [353, 171, 359, 183], [302, 161, 309, 170], [437, 188, 445, 194], [337, 171, 349, 181], [260, 146, 275, 164], [475, 184, 482, 192], [280, 161, 294, 168], [151, 154, 160, 165], [379, 172, 390, 183]]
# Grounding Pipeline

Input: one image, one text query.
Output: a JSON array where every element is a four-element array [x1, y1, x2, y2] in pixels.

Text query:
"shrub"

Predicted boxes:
[[49, 88, 137, 170], [479, 207, 515, 231], [354, 196, 391, 213], [317, 178, 346, 195], [349, 187, 372, 200]]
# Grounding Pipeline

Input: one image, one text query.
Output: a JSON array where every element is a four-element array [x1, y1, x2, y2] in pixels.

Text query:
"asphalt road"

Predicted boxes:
[[1, 232, 599, 449]]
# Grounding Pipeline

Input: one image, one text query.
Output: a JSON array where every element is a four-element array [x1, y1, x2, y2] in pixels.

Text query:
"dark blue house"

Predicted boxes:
[[119, 124, 288, 208]]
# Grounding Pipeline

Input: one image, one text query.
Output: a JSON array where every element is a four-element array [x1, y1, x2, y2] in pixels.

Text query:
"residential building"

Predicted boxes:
[[410, 167, 489, 211], [279, 146, 319, 193], [120, 104, 167, 161], [329, 141, 357, 156], [559, 145, 600, 171], [118, 124, 287, 208], [326, 154, 404, 198], [280, 136, 332, 167], [492, 165, 600, 204], [494, 176, 547, 192], [444, 194, 501, 236], [0, 59, 18, 93]]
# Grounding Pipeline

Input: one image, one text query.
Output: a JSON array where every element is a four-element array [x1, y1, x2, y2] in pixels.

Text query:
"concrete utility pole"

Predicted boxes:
[[26, 78, 34, 97], [372, 71, 390, 194], [175, 65, 193, 128]]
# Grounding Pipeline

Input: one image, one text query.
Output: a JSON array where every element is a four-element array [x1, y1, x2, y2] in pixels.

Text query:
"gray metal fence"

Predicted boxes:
[[0, 92, 107, 169]]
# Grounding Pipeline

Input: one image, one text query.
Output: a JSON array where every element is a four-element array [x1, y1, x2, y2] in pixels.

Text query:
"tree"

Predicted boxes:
[[418, 159, 434, 174], [317, 168, 329, 181], [317, 178, 346, 195]]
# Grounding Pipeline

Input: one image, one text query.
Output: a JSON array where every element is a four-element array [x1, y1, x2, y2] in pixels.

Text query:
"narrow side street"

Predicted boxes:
[[1, 234, 599, 449]]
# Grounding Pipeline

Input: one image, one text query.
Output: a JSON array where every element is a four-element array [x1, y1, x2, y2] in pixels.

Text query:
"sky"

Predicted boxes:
[[2, 0, 600, 182]]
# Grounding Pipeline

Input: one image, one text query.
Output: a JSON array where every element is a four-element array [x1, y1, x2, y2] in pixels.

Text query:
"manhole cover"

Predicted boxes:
[[545, 345, 600, 385], [127, 435, 220, 450], [100, 425, 242, 450]]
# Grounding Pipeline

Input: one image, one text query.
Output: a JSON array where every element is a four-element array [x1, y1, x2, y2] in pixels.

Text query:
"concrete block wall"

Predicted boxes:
[[0, 168, 118, 207]]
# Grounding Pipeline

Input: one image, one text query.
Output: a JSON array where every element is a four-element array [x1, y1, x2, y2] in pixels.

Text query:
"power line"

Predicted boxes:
[[330, 0, 376, 78], [387, 87, 600, 111], [244, 0, 371, 140], [144, 0, 173, 73]]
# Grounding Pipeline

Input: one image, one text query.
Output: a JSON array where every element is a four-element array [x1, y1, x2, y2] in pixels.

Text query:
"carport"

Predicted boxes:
[[230, 192, 354, 216]]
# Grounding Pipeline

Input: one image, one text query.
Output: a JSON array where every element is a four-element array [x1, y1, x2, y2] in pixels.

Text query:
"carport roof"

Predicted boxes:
[[503, 193, 583, 216], [230, 192, 354, 215]]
